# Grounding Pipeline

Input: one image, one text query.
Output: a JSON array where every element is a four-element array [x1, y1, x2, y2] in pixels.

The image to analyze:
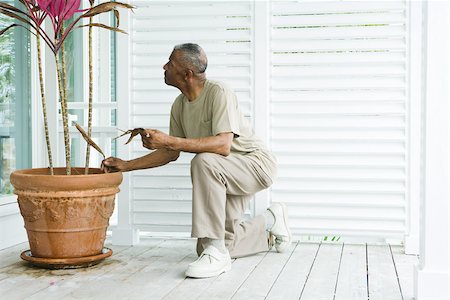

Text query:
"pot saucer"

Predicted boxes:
[[20, 247, 113, 269]]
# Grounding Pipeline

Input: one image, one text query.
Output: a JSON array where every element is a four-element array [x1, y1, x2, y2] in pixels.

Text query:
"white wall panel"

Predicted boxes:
[[269, 0, 408, 240]]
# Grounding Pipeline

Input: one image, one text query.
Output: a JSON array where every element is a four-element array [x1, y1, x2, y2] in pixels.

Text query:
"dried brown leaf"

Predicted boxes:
[[78, 23, 127, 34], [75, 123, 106, 158], [0, 23, 17, 35], [0, 8, 33, 27], [114, 128, 145, 145], [0, 2, 27, 14], [82, 2, 134, 19]]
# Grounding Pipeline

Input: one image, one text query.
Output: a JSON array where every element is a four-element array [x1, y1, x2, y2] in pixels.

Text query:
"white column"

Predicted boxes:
[[404, 0, 423, 256], [112, 5, 139, 245], [414, 1, 450, 299], [253, 0, 271, 216]]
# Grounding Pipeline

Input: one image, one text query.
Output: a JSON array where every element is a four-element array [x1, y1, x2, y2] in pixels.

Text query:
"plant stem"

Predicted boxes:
[[58, 25, 71, 175], [36, 34, 54, 175], [85, 16, 94, 174]]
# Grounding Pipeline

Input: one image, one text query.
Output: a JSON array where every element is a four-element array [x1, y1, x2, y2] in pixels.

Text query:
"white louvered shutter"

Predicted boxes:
[[269, 1, 408, 239], [129, 1, 254, 233]]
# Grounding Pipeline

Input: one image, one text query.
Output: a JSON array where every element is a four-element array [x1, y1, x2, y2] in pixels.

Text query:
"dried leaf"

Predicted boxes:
[[113, 9, 120, 27], [0, 22, 35, 38], [75, 123, 106, 158], [0, 23, 17, 35], [114, 128, 145, 145], [0, 8, 33, 27], [0, 2, 27, 15], [78, 22, 127, 34], [82, 2, 134, 19]]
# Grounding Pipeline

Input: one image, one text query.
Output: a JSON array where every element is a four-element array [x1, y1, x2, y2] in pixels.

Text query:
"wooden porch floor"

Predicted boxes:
[[0, 238, 418, 300]]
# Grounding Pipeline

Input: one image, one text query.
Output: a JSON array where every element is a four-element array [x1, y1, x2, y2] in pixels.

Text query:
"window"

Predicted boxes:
[[0, 1, 31, 200]]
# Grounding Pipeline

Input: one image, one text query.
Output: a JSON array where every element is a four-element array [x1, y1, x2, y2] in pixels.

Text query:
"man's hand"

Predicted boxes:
[[141, 129, 173, 150], [101, 157, 128, 173]]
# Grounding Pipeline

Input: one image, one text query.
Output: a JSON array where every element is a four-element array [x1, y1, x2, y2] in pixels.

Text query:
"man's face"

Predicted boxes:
[[163, 51, 186, 88]]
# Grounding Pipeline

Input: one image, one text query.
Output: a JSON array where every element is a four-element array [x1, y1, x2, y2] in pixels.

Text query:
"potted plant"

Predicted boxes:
[[0, 0, 133, 268]]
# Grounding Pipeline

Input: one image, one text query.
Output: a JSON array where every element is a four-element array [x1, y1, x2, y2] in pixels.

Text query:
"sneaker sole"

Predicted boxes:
[[185, 262, 232, 278]]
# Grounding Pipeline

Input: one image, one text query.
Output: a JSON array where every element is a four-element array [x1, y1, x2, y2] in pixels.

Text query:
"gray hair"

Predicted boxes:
[[173, 43, 208, 73]]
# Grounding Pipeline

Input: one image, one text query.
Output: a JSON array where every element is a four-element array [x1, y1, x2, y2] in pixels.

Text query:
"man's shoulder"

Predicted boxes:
[[171, 93, 185, 111], [206, 80, 233, 94]]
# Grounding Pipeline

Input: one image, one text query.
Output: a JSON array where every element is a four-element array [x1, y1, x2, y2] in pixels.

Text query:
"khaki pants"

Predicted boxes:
[[190, 152, 275, 258]]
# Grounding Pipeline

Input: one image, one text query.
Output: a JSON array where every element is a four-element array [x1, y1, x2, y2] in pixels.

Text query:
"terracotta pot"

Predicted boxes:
[[10, 168, 122, 259]]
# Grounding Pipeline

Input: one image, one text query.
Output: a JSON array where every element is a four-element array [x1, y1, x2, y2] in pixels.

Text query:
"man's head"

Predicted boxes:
[[163, 43, 207, 88]]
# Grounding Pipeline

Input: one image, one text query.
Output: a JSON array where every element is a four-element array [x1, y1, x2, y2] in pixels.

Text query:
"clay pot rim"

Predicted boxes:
[[10, 167, 123, 191], [11, 167, 117, 177]]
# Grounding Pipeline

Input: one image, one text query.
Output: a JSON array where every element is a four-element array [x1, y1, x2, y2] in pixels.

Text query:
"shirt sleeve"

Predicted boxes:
[[211, 85, 241, 137], [169, 98, 185, 138]]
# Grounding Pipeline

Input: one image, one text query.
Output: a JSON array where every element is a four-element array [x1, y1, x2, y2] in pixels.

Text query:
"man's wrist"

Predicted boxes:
[[167, 136, 179, 151]]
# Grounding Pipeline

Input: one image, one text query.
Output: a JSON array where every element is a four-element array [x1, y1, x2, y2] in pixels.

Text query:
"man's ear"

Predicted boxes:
[[185, 69, 194, 80]]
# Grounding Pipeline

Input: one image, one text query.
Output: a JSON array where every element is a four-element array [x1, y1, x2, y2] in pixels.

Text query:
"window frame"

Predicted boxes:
[[0, 1, 31, 205]]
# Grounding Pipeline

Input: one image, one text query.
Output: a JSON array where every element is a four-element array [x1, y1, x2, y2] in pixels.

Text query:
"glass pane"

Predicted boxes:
[[0, 2, 31, 196]]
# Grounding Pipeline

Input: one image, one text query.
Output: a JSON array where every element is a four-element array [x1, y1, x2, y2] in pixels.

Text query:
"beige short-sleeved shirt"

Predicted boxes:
[[169, 80, 277, 177]]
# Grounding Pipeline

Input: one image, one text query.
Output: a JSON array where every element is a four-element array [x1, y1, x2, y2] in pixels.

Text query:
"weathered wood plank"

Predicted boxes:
[[367, 244, 403, 300], [162, 255, 226, 300], [24, 239, 163, 300], [196, 251, 271, 300], [391, 245, 418, 300], [0, 239, 419, 300], [0, 240, 131, 298], [229, 244, 296, 300], [0, 242, 29, 269], [334, 244, 368, 300], [115, 239, 197, 299], [41, 239, 181, 299], [265, 242, 319, 300], [300, 243, 343, 300]]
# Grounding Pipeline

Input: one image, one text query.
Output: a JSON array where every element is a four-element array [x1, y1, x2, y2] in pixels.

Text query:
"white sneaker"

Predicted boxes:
[[268, 202, 292, 253], [185, 245, 231, 278]]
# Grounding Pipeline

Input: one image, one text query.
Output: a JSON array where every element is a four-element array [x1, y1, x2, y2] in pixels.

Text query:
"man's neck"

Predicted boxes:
[[181, 79, 206, 102]]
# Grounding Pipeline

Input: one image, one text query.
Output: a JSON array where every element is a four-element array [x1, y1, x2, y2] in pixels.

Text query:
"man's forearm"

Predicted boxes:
[[167, 133, 232, 156], [126, 149, 179, 171]]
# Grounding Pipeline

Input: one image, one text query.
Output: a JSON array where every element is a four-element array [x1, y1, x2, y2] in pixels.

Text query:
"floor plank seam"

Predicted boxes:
[[229, 250, 271, 300], [264, 241, 299, 300], [332, 243, 345, 300], [298, 242, 322, 300], [389, 244, 405, 300], [366, 243, 370, 300]]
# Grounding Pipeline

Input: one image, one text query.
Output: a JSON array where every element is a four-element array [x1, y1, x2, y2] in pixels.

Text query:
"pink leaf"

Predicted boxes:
[[36, 0, 51, 11], [53, 0, 65, 19], [62, 0, 81, 20]]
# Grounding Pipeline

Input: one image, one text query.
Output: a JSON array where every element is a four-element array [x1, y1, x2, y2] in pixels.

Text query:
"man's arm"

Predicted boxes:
[[102, 148, 180, 173], [143, 130, 233, 156]]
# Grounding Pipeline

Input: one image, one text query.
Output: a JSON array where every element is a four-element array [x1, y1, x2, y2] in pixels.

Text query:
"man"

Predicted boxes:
[[102, 43, 291, 278]]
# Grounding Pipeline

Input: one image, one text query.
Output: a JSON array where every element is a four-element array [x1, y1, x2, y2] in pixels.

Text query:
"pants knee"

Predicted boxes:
[[191, 153, 217, 173]]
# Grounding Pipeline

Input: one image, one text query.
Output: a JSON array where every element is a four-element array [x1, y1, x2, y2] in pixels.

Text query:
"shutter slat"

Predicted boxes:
[[271, 1, 405, 14], [272, 12, 405, 26]]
